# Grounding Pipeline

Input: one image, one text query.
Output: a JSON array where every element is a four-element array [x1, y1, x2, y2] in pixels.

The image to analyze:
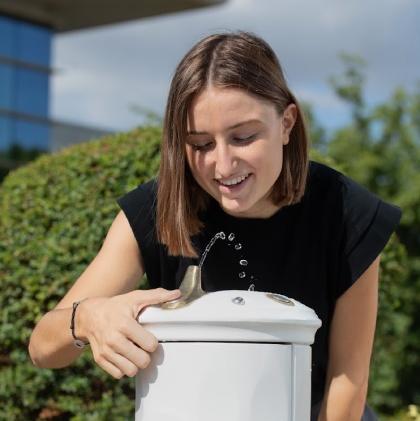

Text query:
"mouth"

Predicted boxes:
[[215, 173, 252, 192]]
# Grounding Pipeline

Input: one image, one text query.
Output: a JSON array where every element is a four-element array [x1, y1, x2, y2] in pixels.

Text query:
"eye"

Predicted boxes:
[[189, 142, 213, 152], [233, 133, 257, 142]]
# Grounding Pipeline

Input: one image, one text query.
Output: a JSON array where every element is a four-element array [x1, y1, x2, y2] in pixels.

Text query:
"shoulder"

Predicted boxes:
[[117, 178, 157, 209], [308, 160, 346, 190], [308, 160, 379, 212], [114, 178, 161, 264], [116, 178, 158, 231], [309, 159, 401, 230], [120, 178, 157, 199], [305, 160, 346, 210], [310, 161, 401, 229], [308, 160, 402, 251], [309, 161, 402, 299]]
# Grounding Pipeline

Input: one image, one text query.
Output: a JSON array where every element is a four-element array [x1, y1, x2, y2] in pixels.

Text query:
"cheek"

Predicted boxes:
[[186, 150, 210, 181], [250, 143, 283, 178], [244, 144, 275, 170], [267, 149, 283, 176]]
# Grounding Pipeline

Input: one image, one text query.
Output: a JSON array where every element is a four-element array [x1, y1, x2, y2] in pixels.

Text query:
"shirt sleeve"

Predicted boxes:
[[116, 181, 157, 251], [116, 179, 187, 290], [335, 174, 402, 299], [116, 179, 164, 287]]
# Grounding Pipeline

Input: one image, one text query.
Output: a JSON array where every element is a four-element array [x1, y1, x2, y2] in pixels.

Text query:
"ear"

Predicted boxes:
[[282, 103, 297, 138]]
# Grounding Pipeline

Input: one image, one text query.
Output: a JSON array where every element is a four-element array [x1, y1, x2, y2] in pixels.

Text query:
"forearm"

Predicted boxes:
[[317, 375, 367, 421], [28, 304, 88, 369]]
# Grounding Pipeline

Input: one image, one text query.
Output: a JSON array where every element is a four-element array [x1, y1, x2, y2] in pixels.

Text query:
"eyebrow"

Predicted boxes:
[[187, 119, 262, 135]]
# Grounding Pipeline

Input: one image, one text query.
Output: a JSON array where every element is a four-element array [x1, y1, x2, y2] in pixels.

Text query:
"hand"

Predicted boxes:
[[77, 288, 181, 379]]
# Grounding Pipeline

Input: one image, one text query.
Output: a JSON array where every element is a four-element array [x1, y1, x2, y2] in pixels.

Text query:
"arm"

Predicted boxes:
[[317, 255, 380, 421], [29, 208, 181, 379]]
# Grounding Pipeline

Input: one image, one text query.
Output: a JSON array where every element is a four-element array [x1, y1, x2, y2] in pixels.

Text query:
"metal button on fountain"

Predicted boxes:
[[135, 263, 322, 421], [231, 296, 245, 305]]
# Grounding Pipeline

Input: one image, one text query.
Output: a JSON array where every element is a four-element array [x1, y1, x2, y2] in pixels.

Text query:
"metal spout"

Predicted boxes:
[[161, 265, 205, 309]]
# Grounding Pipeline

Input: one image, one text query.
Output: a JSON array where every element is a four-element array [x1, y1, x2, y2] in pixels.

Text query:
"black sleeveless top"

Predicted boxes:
[[117, 160, 402, 410]]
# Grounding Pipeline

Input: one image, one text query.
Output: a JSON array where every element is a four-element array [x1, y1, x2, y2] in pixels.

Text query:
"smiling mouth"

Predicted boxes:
[[216, 173, 251, 187]]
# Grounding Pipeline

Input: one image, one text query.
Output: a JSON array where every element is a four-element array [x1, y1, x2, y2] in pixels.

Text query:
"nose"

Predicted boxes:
[[214, 142, 237, 178]]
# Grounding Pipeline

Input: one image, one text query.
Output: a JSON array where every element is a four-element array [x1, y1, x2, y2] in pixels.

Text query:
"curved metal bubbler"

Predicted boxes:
[[160, 265, 205, 309]]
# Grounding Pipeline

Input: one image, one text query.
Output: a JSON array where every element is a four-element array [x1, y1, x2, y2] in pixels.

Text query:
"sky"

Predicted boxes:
[[50, 0, 420, 134]]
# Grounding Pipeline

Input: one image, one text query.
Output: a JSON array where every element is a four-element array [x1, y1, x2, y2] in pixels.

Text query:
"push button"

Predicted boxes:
[[266, 293, 295, 306]]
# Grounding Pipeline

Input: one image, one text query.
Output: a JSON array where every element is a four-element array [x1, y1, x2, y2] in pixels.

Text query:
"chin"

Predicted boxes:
[[220, 200, 254, 217]]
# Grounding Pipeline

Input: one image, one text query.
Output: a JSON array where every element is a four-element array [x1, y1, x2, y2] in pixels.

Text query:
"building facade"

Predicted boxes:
[[0, 15, 51, 152]]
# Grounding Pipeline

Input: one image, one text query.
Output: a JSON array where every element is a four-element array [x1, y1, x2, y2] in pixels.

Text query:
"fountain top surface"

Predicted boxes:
[[138, 290, 322, 344]]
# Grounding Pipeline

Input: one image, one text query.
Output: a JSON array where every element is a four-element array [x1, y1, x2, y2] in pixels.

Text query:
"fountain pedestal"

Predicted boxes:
[[135, 289, 321, 421]]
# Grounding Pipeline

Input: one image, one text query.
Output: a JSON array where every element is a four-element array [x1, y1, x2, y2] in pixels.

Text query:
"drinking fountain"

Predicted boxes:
[[135, 263, 321, 421]]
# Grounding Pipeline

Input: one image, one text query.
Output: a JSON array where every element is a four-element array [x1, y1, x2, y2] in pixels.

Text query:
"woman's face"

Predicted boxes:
[[185, 86, 296, 218]]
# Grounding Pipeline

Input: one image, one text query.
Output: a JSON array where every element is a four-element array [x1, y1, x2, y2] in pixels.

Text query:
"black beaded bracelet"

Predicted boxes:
[[70, 300, 89, 349]]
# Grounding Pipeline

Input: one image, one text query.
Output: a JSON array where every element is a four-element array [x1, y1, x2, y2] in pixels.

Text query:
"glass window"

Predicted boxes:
[[15, 119, 49, 150], [17, 21, 51, 67], [0, 116, 12, 151], [15, 68, 49, 116], [0, 63, 14, 109], [0, 16, 16, 58]]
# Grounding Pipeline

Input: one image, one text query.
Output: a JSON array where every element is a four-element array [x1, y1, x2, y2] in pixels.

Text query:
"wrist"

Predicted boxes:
[[73, 299, 90, 344]]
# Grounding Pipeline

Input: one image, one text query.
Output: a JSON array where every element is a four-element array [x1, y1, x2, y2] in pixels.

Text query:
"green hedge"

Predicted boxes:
[[0, 128, 161, 420], [0, 128, 409, 419]]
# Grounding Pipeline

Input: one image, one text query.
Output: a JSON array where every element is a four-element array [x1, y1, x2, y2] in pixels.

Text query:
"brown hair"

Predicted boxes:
[[157, 30, 310, 257]]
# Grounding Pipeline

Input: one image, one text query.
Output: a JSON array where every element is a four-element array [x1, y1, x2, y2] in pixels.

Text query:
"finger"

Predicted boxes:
[[112, 338, 153, 372], [105, 348, 142, 378], [130, 288, 181, 307], [121, 319, 159, 353], [91, 341, 124, 379], [130, 288, 181, 317], [98, 358, 125, 379]]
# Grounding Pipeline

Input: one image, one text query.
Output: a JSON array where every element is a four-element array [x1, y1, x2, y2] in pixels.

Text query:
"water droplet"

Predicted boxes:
[[239, 259, 248, 266], [228, 233, 235, 241], [239, 271, 246, 278], [234, 243, 242, 250], [248, 284, 255, 291], [218, 232, 226, 240]]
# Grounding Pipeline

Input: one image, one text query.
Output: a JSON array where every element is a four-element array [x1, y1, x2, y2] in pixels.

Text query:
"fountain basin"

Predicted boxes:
[[135, 289, 321, 421]]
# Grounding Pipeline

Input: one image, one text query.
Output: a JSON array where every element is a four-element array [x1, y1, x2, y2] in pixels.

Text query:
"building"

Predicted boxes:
[[0, 15, 51, 152], [0, 0, 225, 156]]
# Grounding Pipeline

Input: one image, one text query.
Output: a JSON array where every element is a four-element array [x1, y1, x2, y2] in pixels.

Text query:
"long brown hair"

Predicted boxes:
[[157, 30, 310, 257]]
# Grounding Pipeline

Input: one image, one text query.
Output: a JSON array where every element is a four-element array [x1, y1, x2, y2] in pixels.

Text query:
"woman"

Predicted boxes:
[[29, 31, 401, 421]]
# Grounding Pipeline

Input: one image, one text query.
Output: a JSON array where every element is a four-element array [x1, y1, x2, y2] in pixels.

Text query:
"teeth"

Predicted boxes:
[[218, 174, 249, 186]]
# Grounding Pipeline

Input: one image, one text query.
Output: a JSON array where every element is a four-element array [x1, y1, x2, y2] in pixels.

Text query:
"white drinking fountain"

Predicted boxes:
[[135, 262, 322, 421]]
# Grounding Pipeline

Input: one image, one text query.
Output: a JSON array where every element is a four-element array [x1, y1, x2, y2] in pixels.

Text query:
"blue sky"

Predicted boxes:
[[51, 0, 419, 134]]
